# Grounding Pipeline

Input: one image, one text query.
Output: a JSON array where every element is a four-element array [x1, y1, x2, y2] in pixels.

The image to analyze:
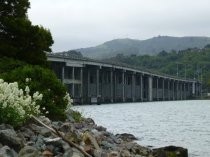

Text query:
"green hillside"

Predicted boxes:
[[73, 36, 210, 59], [105, 46, 210, 93]]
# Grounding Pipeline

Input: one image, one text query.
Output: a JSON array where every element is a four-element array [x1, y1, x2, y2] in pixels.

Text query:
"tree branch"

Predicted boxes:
[[31, 116, 92, 157]]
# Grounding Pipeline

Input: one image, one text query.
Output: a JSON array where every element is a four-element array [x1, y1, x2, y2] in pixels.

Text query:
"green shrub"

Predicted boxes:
[[2, 65, 70, 120], [0, 57, 26, 74]]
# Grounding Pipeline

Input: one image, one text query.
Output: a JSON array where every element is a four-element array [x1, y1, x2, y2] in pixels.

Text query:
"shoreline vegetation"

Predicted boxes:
[[0, 110, 188, 157]]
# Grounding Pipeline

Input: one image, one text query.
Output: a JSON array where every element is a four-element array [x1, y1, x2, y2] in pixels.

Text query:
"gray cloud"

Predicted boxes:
[[28, 0, 210, 52]]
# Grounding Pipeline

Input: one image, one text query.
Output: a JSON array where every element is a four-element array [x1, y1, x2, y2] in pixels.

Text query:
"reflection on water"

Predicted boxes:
[[73, 100, 210, 157]]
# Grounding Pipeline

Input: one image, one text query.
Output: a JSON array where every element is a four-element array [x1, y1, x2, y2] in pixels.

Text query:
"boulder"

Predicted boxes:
[[120, 150, 131, 157], [116, 133, 138, 142], [95, 126, 107, 132], [18, 146, 41, 157], [63, 148, 73, 157], [44, 137, 64, 155], [72, 148, 85, 157], [108, 151, 119, 157], [0, 129, 24, 152], [0, 146, 17, 157], [42, 150, 53, 157], [0, 124, 13, 130], [29, 124, 51, 137], [59, 122, 73, 133], [19, 127, 35, 140], [125, 142, 152, 156], [152, 146, 188, 157]]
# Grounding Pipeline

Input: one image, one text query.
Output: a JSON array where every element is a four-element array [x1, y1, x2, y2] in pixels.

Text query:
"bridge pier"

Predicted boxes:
[[132, 72, 136, 102], [162, 79, 165, 101], [167, 80, 170, 100], [80, 67, 83, 104], [110, 70, 113, 103], [140, 74, 143, 101], [148, 76, 153, 101], [122, 70, 125, 102]]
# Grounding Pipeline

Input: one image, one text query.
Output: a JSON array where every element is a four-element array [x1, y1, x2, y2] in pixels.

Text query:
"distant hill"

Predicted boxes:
[[71, 36, 210, 59]]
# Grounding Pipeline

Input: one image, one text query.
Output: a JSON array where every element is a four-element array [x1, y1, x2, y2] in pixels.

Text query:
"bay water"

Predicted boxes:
[[73, 100, 210, 157]]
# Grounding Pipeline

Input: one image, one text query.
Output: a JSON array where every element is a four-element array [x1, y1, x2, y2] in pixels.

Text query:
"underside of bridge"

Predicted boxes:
[[49, 55, 201, 105]]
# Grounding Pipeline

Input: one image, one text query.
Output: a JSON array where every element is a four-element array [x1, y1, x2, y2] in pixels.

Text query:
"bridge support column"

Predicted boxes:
[[132, 73, 136, 102], [72, 67, 75, 97], [167, 80, 170, 100], [156, 78, 159, 101], [148, 76, 153, 101], [180, 83, 183, 100], [192, 82, 195, 96], [114, 71, 117, 102], [140, 74, 143, 101], [110, 70, 113, 103], [172, 81, 175, 100], [122, 71, 125, 102], [62, 65, 65, 83], [87, 70, 90, 98], [96, 68, 100, 102], [162, 79, 165, 101], [176, 81, 179, 100], [80, 67, 83, 104]]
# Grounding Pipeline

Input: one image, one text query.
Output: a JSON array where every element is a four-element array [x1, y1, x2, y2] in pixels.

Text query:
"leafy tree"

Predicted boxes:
[[0, 0, 53, 65]]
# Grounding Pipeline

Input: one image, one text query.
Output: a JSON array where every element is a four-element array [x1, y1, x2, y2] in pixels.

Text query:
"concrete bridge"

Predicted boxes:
[[47, 53, 201, 104]]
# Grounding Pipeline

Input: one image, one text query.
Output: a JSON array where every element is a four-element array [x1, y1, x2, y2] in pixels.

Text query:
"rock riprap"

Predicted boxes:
[[0, 111, 188, 157]]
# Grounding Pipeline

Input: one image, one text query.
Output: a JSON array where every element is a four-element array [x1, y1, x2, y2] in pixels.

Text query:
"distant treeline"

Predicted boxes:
[[105, 45, 210, 92]]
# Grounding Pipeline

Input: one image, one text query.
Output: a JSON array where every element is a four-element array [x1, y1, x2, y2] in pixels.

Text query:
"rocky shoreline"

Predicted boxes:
[[0, 110, 188, 157]]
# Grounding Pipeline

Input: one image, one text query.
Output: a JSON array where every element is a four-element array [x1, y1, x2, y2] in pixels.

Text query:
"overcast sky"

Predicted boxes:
[[28, 0, 210, 52]]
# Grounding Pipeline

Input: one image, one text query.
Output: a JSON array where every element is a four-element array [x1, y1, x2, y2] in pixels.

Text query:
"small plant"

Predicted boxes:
[[65, 94, 83, 122], [0, 79, 42, 127]]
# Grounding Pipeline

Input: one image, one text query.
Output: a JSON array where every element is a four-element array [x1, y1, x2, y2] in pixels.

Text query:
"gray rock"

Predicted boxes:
[[30, 124, 51, 137], [108, 151, 119, 157], [44, 137, 64, 155], [95, 126, 107, 132], [116, 133, 138, 142], [101, 141, 115, 149], [33, 135, 46, 150], [0, 146, 17, 157], [74, 123, 84, 130], [38, 116, 51, 125], [0, 124, 13, 130], [59, 122, 73, 133], [84, 118, 95, 125], [63, 148, 73, 157], [51, 121, 63, 130], [18, 146, 41, 157], [94, 149, 110, 157], [125, 143, 152, 156], [19, 127, 35, 140], [120, 150, 131, 157], [0, 129, 24, 152], [72, 148, 84, 157], [152, 146, 188, 157]]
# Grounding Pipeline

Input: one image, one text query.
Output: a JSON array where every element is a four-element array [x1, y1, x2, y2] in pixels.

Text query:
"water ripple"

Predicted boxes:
[[74, 100, 210, 157]]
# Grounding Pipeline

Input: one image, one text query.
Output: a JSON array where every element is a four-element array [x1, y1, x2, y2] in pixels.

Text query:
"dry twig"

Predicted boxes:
[[31, 116, 92, 157]]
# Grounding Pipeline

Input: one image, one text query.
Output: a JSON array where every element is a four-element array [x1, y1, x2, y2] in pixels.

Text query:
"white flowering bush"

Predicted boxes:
[[2, 65, 72, 120], [0, 79, 42, 126], [64, 92, 73, 112]]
